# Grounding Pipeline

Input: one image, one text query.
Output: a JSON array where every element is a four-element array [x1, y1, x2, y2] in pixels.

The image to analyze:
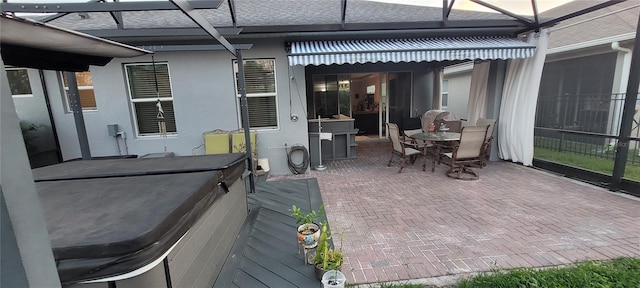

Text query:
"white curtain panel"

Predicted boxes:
[[466, 61, 491, 124], [498, 29, 549, 166]]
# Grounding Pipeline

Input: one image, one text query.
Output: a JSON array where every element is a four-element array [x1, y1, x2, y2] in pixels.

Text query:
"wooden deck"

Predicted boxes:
[[213, 178, 325, 288]]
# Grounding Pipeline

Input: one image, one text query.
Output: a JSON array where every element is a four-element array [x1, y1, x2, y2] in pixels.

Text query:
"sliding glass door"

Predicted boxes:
[[387, 72, 412, 133]]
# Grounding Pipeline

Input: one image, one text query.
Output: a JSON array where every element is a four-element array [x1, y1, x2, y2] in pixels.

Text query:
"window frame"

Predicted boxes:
[[233, 58, 279, 130], [6, 67, 33, 98], [123, 62, 178, 137], [441, 79, 449, 109], [60, 71, 97, 112]]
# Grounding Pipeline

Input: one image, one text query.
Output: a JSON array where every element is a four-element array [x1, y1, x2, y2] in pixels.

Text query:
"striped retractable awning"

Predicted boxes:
[[288, 37, 535, 66]]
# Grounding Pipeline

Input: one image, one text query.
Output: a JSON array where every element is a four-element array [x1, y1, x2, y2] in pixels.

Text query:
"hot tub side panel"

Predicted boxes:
[[168, 177, 247, 288], [65, 177, 247, 288]]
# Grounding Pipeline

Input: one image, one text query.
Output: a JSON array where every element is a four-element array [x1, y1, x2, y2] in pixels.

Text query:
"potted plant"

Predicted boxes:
[[321, 270, 346, 288], [290, 205, 324, 249], [313, 223, 344, 280]]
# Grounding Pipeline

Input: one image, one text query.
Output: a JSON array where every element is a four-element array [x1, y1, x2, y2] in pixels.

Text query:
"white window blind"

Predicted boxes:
[[234, 59, 278, 129], [125, 63, 177, 136]]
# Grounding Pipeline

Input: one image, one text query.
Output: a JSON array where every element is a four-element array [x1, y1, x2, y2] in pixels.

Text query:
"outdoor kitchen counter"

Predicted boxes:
[[308, 118, 358, 167]]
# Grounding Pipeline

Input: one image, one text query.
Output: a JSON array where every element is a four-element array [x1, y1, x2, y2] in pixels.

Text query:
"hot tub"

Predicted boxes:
[[32, 154, 248, 287]]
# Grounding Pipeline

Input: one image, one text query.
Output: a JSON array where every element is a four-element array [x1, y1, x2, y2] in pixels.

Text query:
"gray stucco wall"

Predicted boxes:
[[42, 39, 308, 175], [33, 42, 464, 175]]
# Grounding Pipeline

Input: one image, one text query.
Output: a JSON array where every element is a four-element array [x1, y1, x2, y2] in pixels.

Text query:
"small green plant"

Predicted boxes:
[[314, 221, 344, 271], [289, 204, 324, 225]]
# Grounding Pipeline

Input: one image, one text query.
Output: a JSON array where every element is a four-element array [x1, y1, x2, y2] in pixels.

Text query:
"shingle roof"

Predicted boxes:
[[542, 1, 639, 49]]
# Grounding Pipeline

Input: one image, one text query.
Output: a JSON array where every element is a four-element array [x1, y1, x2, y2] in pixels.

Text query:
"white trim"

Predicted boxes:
[[135, 134, 179, 139], [64, 86, 94, 90], [80, 233, 186, 283], [131, 97, 174, 103], [235, 92, 277, 98], [11, 94, 34, 98], [547, 33, 635, 55], [443, 62, 473, 75]]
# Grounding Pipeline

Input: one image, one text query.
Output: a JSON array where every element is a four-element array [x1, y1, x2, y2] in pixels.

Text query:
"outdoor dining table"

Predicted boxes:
[[408, 131, 461, 172]]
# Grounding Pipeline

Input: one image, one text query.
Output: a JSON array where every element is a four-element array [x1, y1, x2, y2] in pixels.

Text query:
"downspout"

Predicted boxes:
[[609, 42, 632, 140]]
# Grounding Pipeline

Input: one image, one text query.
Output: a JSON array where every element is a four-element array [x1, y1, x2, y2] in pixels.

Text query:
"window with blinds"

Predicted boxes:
[[7, 68, 32, 97], [441, 79, 449, 109], [124, 63, 177, 136], [62, 71, 97, 110], [233, 59, 278, 129]]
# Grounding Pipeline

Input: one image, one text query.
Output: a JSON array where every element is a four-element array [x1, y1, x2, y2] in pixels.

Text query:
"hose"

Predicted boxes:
[[287, 144, 309, 175]]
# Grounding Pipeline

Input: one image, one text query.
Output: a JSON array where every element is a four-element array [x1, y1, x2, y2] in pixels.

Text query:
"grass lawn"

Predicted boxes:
[[350, 258, 640, 288], [458, 257, 640, 288], [534, 147, 640, 182]]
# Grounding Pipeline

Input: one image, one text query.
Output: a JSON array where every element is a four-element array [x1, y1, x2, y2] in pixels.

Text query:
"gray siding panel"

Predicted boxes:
[[173, 179, 247, 288]]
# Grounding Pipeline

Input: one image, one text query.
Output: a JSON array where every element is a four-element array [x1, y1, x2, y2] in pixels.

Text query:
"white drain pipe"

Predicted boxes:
[[609, 41, 632, 142]]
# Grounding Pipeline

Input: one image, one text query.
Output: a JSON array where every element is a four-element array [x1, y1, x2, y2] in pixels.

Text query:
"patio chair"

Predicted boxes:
[[387, 123, 422, 173], [475, 118, 497, 167], [404, 128, 433, 164], [439, 125, 489, 180]]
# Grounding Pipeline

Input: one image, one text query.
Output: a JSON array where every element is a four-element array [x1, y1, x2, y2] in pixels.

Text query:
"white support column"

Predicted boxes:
[[1, 61, 61, 286], [608, 42, 632, 137]]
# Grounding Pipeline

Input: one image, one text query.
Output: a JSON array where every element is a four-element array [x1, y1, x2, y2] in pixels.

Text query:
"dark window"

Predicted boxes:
[[7, 68, 32, 96], [125, 63, 177, 135]]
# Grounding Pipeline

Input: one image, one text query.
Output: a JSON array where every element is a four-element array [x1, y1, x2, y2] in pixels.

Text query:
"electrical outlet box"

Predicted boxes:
[[107, 124, 119, 137]]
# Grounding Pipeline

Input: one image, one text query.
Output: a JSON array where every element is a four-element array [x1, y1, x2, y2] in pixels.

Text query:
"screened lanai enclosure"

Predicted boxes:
[[530, 1, 640, 193]]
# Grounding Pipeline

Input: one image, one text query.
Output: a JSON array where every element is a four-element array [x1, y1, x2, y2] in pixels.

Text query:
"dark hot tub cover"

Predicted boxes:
[[33, 154, 246, 284]]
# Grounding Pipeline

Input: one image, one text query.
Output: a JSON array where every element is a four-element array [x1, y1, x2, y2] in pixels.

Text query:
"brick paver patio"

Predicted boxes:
[[269, 141, 640, 285]]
